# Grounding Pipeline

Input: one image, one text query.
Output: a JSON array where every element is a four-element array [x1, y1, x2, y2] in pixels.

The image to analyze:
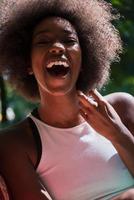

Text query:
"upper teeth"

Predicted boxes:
[[46, 61, 69, 68]]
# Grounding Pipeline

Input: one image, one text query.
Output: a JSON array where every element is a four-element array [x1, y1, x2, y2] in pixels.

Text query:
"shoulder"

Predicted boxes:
[[104, 92, 134, 133], [104, 91, 133, 102], [104, 92, 134, 114], [0, 118, 29, 146], [0, 119, 47, 200], [0, 118, 36, 167]]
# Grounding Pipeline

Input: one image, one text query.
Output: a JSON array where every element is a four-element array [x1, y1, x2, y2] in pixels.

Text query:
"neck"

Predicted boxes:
[[38, 90, 85, 128]]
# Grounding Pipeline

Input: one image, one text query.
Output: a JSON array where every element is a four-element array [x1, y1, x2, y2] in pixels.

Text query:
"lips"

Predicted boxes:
[[45, 60, 70, 77]]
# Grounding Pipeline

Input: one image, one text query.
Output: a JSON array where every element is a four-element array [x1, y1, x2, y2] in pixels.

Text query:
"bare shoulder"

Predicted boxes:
[[0, 119, 47, 200], [0, 118, 37, 167], [104, 92, 134, 134], [0, 119, 31, 156], [104, 92, 134, 115]]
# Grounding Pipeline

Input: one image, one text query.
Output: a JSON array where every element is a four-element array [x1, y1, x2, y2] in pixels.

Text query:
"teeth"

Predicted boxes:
[[46, 61, 69, 68]]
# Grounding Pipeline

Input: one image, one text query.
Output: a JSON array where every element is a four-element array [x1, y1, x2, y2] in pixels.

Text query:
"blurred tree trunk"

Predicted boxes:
[[0, 74, 8, 123]]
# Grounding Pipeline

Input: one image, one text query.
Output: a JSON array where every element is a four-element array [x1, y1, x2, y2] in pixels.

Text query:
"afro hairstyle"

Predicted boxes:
[[0, 0, 122, 101]]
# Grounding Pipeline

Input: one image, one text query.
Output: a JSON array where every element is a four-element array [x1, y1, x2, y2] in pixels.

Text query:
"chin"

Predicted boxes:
[[39, 80, 77, 96], [48, 90, 71, 96], [46, 86, 76, 96]]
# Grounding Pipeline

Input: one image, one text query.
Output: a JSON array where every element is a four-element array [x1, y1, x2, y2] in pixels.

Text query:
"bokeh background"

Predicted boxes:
[[0, 0, 134, 128]]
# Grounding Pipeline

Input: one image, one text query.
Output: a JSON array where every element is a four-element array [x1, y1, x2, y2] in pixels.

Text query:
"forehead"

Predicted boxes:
[[33, 17, 77, 36]]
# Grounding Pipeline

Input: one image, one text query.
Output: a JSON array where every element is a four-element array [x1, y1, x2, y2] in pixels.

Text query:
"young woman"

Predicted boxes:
[[0, 0, 134, 199]]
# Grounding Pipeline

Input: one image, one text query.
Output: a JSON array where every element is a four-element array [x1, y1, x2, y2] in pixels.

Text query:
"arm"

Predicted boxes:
[[105, 92, 134, 176], [0, 128, 50, 200], [105, 92, 134, 134], [78, 90, 134, 176], [0, 175, 10, 200]]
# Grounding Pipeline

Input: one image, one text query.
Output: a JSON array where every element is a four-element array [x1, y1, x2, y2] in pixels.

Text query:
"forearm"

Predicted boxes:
[[112, 124, 134, 176], [78, 91, 134, 175]]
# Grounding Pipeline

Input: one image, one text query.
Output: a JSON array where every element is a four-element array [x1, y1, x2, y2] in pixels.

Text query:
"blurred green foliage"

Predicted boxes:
[[0, 0, 134, 128], [102, 0, 134, 95], [0, 81, 36, 128]]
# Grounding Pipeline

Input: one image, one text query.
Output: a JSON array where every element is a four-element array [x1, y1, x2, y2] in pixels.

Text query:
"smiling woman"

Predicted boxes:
[[31, 17, 81, 96], [0, 0, 134, 200], [0, 0, 122, 101]]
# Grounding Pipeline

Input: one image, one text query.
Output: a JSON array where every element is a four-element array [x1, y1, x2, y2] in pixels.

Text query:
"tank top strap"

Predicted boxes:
[[27, 116, 42, 170]]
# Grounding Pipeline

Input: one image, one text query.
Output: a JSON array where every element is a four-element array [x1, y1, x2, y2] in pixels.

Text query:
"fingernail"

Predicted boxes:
[[94, 88, 98, 93], [77, 91, 84, 96]]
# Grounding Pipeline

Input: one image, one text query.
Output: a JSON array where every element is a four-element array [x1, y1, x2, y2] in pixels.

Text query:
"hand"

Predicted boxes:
[[112, 189, 134, 200], [78, 89, 125, 142]]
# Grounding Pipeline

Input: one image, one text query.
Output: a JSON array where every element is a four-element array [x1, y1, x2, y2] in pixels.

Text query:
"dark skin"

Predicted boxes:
[[79, 91, 134, 200], [0, 17, 134, 200], [0, 92, 134, 200]]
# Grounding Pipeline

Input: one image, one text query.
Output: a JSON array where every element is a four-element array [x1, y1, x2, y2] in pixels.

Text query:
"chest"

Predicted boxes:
[[36, 130, 134, 200]]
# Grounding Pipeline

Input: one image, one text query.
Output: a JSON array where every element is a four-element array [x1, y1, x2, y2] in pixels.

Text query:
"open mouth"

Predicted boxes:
[[46, 61, 70, 77]]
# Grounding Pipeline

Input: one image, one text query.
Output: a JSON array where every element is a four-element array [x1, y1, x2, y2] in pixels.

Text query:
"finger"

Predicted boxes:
[[112, 195, 119, 200], [79, 101, 91, 115], [78, 92, 98, 109], [79, 108, 89, 120], [89, 89, 106, 105], [88, 90, 116, 119]]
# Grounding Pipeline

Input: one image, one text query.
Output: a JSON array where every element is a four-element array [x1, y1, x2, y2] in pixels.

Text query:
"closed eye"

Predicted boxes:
[[33, 39, 51, 46], [63, 38, 78, 45]]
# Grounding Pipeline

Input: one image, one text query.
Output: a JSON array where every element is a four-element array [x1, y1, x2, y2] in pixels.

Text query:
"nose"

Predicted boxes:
[[49, 42, 65, 54]]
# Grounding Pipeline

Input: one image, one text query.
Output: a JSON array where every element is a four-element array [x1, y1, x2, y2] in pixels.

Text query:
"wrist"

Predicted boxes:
[[111, 122, 134, 146]]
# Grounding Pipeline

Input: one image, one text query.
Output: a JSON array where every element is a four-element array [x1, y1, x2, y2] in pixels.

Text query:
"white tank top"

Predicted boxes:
[[30, 115, 134, 200]]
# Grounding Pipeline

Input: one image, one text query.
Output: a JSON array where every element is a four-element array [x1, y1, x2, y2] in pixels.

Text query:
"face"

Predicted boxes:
[[31, 17, 82, 96]]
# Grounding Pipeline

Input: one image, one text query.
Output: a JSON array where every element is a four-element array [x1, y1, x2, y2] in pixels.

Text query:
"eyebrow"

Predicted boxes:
[[34, 29, 75, 37]]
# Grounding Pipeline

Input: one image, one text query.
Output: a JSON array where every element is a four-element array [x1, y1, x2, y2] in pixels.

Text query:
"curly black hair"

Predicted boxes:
[[0, 0, 122, 102]]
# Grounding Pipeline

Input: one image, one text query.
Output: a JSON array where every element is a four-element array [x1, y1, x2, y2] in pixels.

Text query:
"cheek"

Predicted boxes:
[[31, 52, 45, 84], [70, 45, 82, 63], [31, 49, 44, 71], [73, 46, 82, 69]]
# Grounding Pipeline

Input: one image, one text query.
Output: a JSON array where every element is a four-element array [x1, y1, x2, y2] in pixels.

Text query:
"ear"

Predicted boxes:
[[28, 67, 33, 75]]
